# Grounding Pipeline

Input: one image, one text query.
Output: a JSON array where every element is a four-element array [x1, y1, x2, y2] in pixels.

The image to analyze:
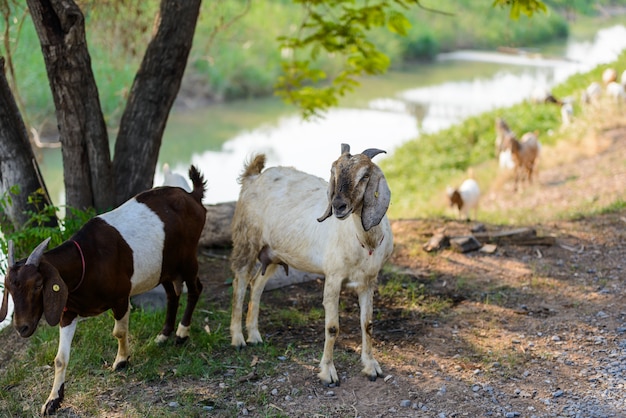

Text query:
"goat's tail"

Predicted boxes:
[[188, 165, 207, 204], [238, 154, 266, 184]]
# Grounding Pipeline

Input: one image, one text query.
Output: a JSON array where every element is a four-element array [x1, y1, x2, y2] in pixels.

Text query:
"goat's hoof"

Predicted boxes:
[[43, 399, 61, 416], [175, 336, 189, 346], [114, 360, 129, 371], [322, 378, 340, 388], [368, 374, 378, 382], [42, 385, 64, 416]]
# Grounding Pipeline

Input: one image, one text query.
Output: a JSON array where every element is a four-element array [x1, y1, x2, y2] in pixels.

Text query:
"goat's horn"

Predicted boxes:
[[7, 240, 15, 267], [361, 148, 386, 160], [25, 237, 51, 267], [341, 143, 350, 154]]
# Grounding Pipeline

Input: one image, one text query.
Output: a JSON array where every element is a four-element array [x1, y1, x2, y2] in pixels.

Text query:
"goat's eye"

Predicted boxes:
[[360, 174, 369, 182]]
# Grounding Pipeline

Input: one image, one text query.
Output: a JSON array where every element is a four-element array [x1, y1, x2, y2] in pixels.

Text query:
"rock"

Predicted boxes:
[[450, 236, 482, 253], [199, 201, 236, 248], [423, 232, 450, 252]]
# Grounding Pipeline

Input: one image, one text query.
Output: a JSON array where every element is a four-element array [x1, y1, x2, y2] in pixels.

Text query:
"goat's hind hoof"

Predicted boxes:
[[175, 336, 189, 346], [323, 379, 340, 388], [114, 360, 129, 371]]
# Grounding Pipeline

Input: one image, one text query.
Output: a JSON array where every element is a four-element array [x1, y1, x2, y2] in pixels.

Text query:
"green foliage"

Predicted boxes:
[[492, 0, 547, 19], [0, 187, 95, 277], [3, 0, 612, 123]]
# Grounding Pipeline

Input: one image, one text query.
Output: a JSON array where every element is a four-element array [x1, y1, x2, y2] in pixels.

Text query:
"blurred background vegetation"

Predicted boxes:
[[3, 0, 624, 129]]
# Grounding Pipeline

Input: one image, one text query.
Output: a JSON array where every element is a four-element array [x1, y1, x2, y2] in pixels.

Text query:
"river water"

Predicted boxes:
[[2, 23, 626, 331]]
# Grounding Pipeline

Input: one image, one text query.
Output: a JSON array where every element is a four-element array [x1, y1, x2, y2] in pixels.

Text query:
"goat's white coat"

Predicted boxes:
[[239, 167, 392, 274], [230, 159, 393, 385], [583, 81, 602, 105], [499, 149, 515, 169], [447, 178, 481, 220], [606, 81, 626, 104], [561, 102, 574, 126], [98, 199, 165, 295]]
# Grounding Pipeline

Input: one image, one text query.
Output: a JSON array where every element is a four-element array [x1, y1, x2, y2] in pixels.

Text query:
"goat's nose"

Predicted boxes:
[[17, 324, 30, 337]]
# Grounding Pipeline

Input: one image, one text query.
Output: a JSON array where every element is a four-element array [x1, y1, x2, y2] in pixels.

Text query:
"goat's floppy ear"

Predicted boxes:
[[40, 262, 68, 326], [362, 165, 391, 231], [318, 167, 336, 223], [0, 240, 15, 321], [0, 279, 8, 322]]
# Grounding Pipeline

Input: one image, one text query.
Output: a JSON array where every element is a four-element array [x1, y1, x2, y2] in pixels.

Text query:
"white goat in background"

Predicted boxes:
[[229, 143, 393, 386]]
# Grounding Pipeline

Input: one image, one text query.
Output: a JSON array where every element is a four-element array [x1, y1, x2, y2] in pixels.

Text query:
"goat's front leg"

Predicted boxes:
[[42, 317, 78, 416], [318, 277, 342, 386], [111, 303, 131, 370], [358, 284, 383, 381]]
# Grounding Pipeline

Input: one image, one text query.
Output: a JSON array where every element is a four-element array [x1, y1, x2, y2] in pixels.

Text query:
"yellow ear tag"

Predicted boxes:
[[375, 191, 379, 199], [53, 284, 60, 292]]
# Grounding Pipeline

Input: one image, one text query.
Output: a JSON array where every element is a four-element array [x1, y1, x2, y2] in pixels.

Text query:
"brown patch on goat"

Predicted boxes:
[[449, 190, 464, 211]]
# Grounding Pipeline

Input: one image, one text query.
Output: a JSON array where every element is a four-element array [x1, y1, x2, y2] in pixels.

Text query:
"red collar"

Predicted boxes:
[[70, 240, 86, 292]]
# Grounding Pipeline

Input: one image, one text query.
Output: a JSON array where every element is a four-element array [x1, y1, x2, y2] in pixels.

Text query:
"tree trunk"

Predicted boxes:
[[0, 57, 57, 231], [113, 0, 202, 206], [26, 0, 113, 213]]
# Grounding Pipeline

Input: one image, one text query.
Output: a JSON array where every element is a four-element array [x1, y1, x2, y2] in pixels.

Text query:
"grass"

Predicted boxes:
[[3, 10, 626, 416]]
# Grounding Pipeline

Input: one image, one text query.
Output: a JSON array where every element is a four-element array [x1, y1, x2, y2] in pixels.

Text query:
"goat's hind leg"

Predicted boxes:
[[246, 264, 276, 344], [111, 301, 132, 370], [230, 266, 252, 349], [175, 275, 203, 344], [155, 281, 180, 344]]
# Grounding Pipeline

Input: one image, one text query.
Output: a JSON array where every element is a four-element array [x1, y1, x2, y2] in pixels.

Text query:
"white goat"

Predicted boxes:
[[606, 81, 626, 105], [447, 178, 480, 221], [582, 81, 602, 106], [229, 144, 393, 386], [162, 163, 192, 192]]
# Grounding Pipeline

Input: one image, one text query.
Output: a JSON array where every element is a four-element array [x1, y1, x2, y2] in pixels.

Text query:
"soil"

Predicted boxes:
[[185, 107, 626, 417], [2, 108, 626, 417]]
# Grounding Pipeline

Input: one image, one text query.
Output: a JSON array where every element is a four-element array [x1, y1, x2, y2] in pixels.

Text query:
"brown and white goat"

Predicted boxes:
[[230, 144, 393, 386], [510, 131, 541, 191], [0, 165, 207, 416]]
